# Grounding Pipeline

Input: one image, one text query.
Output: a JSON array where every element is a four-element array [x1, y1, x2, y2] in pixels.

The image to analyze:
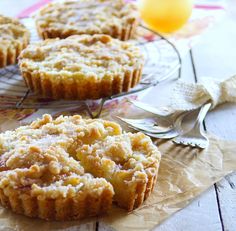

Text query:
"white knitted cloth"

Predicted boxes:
[[170, 75, 236, 111]]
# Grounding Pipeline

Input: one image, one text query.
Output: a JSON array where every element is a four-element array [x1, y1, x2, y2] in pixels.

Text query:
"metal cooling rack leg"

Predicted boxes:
[[16, 89, 30, 108], [84, 98, 107, 119]]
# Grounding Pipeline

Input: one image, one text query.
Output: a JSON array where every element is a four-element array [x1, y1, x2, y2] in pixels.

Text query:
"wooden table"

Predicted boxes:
[[0, 1, 236, 230]]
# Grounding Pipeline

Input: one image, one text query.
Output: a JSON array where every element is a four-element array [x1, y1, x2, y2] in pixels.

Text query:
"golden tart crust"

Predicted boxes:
[[0, 15, 30, 68], [19, 34, 144, 100], [0, 114, 161, 220], [35, 0, 139, 41]]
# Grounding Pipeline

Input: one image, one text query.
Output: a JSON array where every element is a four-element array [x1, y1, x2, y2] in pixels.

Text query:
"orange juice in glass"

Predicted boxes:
[[139, 0, 193, 33]]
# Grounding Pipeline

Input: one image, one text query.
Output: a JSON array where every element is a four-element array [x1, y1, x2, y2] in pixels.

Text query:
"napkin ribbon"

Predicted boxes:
[[170, 75, 236, 111]]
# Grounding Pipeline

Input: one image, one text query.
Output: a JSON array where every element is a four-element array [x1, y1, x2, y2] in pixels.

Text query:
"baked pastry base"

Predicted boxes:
[[37, 19, 139, 41], [0, 186, 113, 220], [0, 39, 29, 68], [21, 66, 143, 100]]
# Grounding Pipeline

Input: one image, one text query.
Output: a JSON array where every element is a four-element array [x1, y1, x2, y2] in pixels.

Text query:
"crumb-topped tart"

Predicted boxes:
[[35, 0, 139, 41], [0, 114, 161, 220], [19, 34, 144, 100], [0, 15, 30, 68]]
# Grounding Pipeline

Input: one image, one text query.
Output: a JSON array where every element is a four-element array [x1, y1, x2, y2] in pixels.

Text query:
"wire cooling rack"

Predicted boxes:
[[0, 18, 182, 118]]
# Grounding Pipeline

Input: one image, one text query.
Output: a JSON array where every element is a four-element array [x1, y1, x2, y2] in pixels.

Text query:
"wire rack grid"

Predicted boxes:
[[0, 18, 182, 118]]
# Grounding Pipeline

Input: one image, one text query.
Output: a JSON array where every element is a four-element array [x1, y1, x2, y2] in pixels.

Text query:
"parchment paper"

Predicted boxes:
[[102, 135, 236, 231], [0, 112, 236, 231]]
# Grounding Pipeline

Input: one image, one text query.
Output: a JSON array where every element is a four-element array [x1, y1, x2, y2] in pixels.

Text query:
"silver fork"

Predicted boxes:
[[128, 99, 177, 122], [116, 110, 192, 139], [173, 102, 212, 149]]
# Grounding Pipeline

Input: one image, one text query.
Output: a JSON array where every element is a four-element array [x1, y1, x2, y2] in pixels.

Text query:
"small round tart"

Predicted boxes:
[[0, 15, 30, 68], [19, 34, 144, 100], [35, 0, 139, 41], [0, 114, 161, 220]]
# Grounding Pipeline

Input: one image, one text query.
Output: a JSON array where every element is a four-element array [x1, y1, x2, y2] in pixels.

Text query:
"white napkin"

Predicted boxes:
[[170, 75, 236, 111]]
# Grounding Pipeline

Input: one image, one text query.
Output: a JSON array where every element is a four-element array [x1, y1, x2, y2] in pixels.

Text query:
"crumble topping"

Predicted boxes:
[[19, 34, 144, 78], [0, 15, 29, 48], [35, 0, 139, 36], [77, 132, 161, 179], [0, 115, 120, 198]]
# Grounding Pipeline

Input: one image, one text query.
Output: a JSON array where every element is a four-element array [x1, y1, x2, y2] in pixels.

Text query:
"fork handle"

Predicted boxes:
[[195, 102, 212, 128]]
